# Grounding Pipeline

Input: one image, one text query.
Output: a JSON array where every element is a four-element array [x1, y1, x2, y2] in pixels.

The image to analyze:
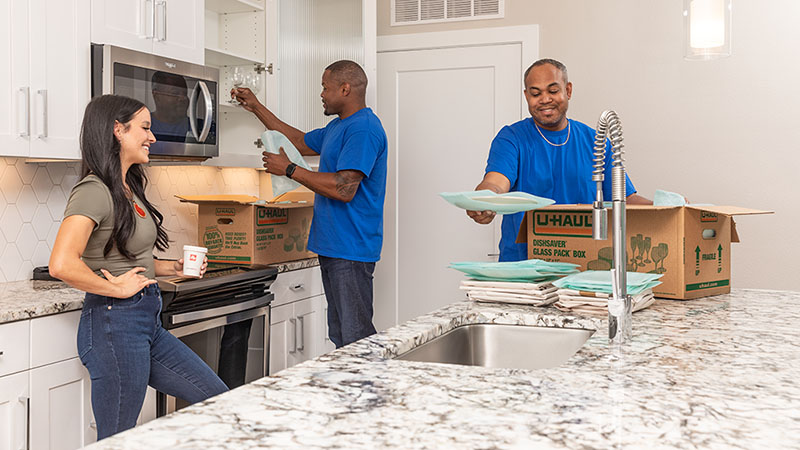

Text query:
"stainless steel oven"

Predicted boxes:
[[91, 44, 218, 160], [155, 265, 277, 416]]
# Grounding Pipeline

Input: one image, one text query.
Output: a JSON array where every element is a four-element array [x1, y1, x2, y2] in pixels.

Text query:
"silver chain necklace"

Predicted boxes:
[[534, 119, 571, 147]]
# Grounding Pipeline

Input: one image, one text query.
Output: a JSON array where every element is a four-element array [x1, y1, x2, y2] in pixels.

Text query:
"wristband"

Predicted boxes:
[[285, 162, 298, 179]]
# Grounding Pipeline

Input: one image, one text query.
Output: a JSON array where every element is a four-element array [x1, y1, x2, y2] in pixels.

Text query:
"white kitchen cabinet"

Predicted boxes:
[[91, 0, 205, 65], [29, 358, 95, 449], [0, 0, 90, 159], [0, 372, 28, 450], [268, 267, 331, 375], [269, 294, 324, 375]]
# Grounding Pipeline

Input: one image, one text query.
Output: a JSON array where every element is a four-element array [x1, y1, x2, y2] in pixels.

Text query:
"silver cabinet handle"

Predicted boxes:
[[37, 89, 47, 138], [288, 318, 297, 353], [90, 421, 97, 429], [20, 395, 29, 450], [297, 315, 305, 352], [143, 0, 154, 38], [18, 87, 30, 137], [289, 283, 305, 291], [155, 0, 167, 41]]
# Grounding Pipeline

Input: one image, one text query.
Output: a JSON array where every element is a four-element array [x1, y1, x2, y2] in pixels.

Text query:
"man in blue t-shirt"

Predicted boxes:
[[468, 58, 651, 262], [232, 60, 387, 348]]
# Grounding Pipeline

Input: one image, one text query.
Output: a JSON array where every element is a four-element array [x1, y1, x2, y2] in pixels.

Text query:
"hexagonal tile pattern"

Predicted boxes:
[[31, 168, 52, 202], [46, 186, 68, 221], [46, 221, 60, 250], [31, 241, 51, 267], [15, 159, 39, 184], [0, 167, 23, 204], [17, 185, 38, 222], [0, 158, 264, 281], [0, 244, 23, 282], [16, 224, 38, 260], [33, 205, 53, 240], [46, 163, 67, 185], [16, 260, 33, 281], [0, 206, 23, 245]]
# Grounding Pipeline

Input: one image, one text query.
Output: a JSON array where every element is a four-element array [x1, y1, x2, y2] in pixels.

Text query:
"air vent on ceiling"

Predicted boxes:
[[392, 0, 503, 26]]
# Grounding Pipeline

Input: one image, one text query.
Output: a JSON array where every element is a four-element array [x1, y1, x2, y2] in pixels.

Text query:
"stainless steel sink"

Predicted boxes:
[[395, 324, 594, 370]]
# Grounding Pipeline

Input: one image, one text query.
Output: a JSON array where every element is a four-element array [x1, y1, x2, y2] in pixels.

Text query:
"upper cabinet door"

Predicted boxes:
[[152, 0, 205, 65], [90, 0, 154, 53], [28, 0, 90, 159], [0, 0, 32, 157]]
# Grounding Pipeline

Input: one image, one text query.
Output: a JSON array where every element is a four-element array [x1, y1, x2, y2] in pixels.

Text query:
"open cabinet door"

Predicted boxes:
[[265, 0, 376, 134]]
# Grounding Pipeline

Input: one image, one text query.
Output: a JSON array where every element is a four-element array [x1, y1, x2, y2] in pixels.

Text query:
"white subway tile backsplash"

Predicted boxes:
[[0, 158, 262, 281]]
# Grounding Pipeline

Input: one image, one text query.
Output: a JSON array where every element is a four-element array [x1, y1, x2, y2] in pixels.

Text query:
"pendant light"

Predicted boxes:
[[683, 0, 732, 60]]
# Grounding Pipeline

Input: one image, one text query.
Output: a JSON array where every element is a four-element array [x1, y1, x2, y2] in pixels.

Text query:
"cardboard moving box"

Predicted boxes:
[[178, 191, 315, 265], [517, 204, 771, 299]]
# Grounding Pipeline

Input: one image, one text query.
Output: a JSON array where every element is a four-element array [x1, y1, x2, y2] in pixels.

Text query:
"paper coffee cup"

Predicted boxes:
[[183, 245, 208, 277]]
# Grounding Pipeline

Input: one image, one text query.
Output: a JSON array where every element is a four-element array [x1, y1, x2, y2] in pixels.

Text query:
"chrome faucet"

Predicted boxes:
[[591, 110, 632, 344]]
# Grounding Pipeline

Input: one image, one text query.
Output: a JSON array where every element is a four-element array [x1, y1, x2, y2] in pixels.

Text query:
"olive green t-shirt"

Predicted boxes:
[[64, 174, 157, 279]]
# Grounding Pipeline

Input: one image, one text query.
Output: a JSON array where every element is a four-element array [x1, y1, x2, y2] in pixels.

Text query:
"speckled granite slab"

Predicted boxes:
[[0, 280, 85, 323], [0, 258, 319, 325], [83, 289, 800, 449]]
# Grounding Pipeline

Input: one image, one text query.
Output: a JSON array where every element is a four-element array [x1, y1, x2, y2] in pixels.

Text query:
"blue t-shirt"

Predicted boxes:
[[485, 118, 636, 262], [303, 107, 388, 262]]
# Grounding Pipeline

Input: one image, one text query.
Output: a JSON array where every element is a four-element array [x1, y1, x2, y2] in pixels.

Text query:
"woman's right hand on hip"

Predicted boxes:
[[101, 267, 157, 298]]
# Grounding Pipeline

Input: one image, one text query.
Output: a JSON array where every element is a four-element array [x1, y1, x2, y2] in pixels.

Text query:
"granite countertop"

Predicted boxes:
[[0, 257, 319, 325], [84, 288, 800, 449]]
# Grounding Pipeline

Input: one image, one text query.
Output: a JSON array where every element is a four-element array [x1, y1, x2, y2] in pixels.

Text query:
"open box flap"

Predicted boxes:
[[176, 194, 259, 205], [685, 205, 773, 216], [268, 190, 314, 204]]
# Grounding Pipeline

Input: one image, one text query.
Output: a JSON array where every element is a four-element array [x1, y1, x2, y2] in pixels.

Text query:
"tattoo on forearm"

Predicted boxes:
[[334, 170, 363, 199]]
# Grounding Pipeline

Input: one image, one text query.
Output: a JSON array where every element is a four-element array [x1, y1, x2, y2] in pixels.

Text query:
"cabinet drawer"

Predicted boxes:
[[30, 310, 81, 369], [270, 267, 324, 307], [0, 320, 30, 377]]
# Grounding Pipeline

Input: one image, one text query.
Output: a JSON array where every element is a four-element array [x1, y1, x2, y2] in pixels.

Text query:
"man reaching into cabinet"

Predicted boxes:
[[232, 60, 387, 348]]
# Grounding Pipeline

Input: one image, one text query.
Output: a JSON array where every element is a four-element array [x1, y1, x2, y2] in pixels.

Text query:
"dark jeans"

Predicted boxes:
[[318, 255, 377, 348], [78, 285, 228, 440]]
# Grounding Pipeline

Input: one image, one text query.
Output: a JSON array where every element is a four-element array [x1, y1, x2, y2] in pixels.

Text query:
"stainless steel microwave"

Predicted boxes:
[[91, 44, 219, 160]]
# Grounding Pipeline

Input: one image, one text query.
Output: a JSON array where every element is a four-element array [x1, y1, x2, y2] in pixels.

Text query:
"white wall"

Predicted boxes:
[[378, 0, 799, 291]]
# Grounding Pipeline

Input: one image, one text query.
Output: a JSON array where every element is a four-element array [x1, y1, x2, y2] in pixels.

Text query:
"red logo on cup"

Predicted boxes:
[[189, 255, 197, 261]]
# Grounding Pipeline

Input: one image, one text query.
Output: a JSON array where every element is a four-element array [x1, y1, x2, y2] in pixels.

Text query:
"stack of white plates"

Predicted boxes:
[[460, 280, 558, 306], [554, 288, 656, 316]]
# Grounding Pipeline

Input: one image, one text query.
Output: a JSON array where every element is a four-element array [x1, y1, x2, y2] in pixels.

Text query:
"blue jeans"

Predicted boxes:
[[77, 285, 228, 440], [318, 256, 377, 348]]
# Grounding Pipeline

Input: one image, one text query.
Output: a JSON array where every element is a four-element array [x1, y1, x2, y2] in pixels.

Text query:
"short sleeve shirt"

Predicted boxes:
[[63, 175, 157, 279], [485, 118, 637, 262], [303, 107, 388, 262]]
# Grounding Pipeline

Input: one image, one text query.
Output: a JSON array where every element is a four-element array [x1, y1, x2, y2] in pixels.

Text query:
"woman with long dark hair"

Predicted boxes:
[[49, 95, 228, 440]]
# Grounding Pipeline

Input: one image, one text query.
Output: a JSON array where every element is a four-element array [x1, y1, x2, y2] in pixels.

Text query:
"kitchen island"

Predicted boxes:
[[82, 288, 799, 449]]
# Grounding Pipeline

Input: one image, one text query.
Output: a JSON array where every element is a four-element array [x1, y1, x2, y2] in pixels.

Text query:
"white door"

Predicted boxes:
[[0, 0, 31, 157], [90, 0, 153, 54], [313, 294, 335, 354], [0, 372, 28, 450], [375, 27, 537, 330], [29, 358, 95, 450], [152, 0, 204, 65], [28, 0, 90, 159]]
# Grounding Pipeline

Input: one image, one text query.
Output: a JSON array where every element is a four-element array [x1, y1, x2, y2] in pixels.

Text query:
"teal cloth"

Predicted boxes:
[[261, 130, 312, 198], [552, 270, 663, 296], [449, 259, 579, 281], [440, 190, 554, 215], [653, 189, 686, 207]]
